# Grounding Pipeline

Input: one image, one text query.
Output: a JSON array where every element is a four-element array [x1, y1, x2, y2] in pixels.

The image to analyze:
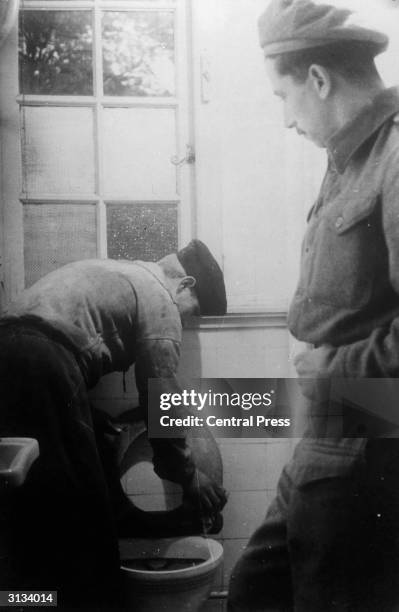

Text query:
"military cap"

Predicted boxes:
[[177, 240, 227, 316], [258, 0, 389, 57]]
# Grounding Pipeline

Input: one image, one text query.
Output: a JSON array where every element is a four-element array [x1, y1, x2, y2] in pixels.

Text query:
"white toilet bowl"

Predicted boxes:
[[120, 536, 223, 611]]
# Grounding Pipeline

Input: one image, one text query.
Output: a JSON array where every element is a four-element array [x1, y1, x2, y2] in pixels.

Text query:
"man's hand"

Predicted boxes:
[[293, 345, 335, 378], [183, 469, 228, 515], [293, 345, 336, 400]]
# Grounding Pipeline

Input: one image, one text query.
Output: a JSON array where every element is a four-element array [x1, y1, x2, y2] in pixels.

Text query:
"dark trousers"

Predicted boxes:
[[0, 322, 121, 608], [228, 441, 399, 612]]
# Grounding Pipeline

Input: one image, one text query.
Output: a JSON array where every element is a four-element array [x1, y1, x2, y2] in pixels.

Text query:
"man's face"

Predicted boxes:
[[266, 58, 330, 148], [176, 285, 200, 324]]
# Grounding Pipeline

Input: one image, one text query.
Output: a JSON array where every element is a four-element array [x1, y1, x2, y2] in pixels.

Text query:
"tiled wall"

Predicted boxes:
[[120, 433, 294, 594], [90, 317, 297, 604], [213, 438, 294, 592]]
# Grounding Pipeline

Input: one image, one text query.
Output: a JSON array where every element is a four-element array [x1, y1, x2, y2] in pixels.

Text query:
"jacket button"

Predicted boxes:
[[335, 216, 344, 229]]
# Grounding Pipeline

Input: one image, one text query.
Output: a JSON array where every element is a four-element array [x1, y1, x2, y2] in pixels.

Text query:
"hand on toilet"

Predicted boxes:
[[183, 468, 228, 520]]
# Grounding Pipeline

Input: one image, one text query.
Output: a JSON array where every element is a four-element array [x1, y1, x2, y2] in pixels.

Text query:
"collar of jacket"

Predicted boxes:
[[132, 260, 179, 308], [326, 86, 399, 174]]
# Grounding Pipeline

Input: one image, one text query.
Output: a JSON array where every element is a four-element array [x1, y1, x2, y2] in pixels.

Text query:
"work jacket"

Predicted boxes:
[[5, 259, 195, 485]]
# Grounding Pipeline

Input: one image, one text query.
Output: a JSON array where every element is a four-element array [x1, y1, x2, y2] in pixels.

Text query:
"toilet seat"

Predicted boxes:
[[117, 419, 223, 536]]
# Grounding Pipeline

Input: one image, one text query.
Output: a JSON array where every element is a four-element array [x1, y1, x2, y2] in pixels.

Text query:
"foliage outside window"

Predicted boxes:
[[19, 11, 93, 95]]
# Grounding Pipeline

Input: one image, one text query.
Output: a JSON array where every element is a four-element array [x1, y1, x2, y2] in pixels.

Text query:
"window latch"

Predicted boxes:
[[170, 145, 196, 166]]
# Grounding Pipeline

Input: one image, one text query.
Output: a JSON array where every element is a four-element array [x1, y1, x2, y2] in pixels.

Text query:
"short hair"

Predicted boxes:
[[157, 254, 186, 280], [272, 41, 380, 85]]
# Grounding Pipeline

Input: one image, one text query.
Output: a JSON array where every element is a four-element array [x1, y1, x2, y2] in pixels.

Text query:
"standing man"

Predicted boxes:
[[0, 239, 227, 608], [229, 1, 399, 610]]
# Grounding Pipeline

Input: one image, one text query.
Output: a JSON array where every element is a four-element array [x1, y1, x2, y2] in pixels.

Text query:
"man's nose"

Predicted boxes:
[[283, 107, 296, 130], [284, 116, 296, 130]]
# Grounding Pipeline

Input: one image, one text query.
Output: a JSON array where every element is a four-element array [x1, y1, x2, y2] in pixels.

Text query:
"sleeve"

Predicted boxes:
[[326, 149, 399, 378], [134, 338, 196, 485]]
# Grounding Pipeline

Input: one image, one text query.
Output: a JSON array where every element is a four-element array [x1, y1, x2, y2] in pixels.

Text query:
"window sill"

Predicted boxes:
[[186, 310, 288, 330]]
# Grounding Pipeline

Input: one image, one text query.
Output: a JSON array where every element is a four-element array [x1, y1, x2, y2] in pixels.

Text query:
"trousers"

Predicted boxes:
[[0, 321, 121, 608], [228, 438, 399, 612]]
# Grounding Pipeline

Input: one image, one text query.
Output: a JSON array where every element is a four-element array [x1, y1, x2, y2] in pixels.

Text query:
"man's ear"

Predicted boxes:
[[308, 64, 331, 100], [177, 276, 196, 292]]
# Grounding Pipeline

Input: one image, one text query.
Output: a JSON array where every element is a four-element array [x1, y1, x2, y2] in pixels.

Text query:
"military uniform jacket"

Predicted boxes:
[[287, 87, 399, 483]]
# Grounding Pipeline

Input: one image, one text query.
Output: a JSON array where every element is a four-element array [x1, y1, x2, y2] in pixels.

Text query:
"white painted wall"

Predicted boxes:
[[192, 0, 325, 312]]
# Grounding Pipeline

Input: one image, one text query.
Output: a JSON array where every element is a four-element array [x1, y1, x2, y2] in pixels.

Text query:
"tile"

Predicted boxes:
[[201, 598, 227, 612], [218, 437, 290, 444], [221, 491, 273, 538], [222, 539, 249, 588], [211, 556, 224, 590], [219, 443, 267, 491], [179, 327, 290, 379], [264, 441, 293, 489]]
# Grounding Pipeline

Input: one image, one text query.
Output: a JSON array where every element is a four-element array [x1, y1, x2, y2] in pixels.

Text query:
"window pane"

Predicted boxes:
[[21, 106, 96, 194], [103, 107, 177, 199], [106, 203, 177, 261], [102, 11, 175, 96], [24, 204, 97, 286], [19, 11, 93, 95]]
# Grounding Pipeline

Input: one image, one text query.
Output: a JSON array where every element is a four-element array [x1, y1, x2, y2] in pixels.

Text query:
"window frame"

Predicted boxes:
[[16, 0, 194, 272]]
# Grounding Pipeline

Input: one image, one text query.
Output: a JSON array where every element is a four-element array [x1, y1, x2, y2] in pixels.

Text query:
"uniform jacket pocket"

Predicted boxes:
[[306, 194, 382, 309], [332, 194, 379, 234]]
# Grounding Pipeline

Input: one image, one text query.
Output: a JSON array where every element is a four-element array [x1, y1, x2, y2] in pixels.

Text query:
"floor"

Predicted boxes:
[[202, 597, 227, 611]]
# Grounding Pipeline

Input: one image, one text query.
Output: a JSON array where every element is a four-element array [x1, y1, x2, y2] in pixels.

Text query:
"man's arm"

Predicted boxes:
[[135, 338, 227, 513], [135, 338, 194, 483]]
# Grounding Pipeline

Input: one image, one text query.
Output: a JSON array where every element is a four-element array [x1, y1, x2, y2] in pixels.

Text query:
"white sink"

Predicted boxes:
[[0, 438, 39, 489]]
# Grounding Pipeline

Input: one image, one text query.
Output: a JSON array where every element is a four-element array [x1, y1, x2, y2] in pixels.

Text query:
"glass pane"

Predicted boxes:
[[19, 11, 93, 95], [106, 203, 177, 261], [103, 107, 177, 199], [21, 106, 96, 195], [102, 11, 175, 96], [24, 204, 97, 286]]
